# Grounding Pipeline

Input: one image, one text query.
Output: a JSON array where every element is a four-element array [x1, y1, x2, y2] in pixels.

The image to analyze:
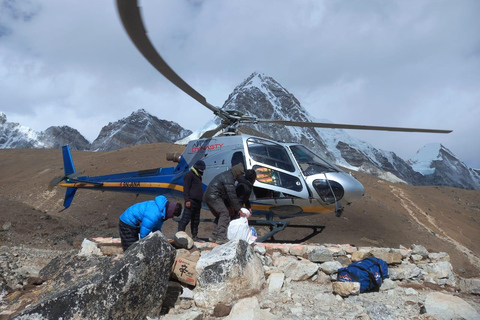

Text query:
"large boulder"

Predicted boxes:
[[424, 292, 479, 320], [194, 239, 265, 309], [9, 231, 176, 320]]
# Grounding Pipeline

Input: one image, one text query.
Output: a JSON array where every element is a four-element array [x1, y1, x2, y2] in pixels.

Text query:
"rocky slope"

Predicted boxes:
[[90, 109, 192, 151], [0, 110, 191, 152]]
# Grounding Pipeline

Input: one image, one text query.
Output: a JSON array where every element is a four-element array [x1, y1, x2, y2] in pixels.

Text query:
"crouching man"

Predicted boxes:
[[118, 195, 182, 251]]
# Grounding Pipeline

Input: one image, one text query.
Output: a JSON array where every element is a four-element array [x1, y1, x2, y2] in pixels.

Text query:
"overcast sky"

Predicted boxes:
[[1, 0, 479, 168]]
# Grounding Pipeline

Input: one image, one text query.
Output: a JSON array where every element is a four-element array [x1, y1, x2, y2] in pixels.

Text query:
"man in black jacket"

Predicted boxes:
[[178, 160, 206, 241], [233, 169, 257, 219], [203, 163, 245, 244]]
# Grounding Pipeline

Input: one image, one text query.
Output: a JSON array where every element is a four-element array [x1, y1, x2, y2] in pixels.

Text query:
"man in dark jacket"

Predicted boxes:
[[203, 163, 245, 244], [119, 195, 182, 251], [235, 169, 257, 216], [177, 160, 206, 241]]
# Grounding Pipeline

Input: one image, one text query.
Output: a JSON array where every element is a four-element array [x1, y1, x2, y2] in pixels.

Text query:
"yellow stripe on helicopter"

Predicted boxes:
[[60, 182, 184, 192]]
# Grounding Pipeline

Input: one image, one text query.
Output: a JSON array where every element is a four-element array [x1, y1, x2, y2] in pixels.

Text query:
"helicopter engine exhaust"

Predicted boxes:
[[166, 152, 182, 162]]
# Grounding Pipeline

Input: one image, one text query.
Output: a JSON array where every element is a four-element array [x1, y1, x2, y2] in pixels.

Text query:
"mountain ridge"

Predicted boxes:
[[1, 73, 479, 190]]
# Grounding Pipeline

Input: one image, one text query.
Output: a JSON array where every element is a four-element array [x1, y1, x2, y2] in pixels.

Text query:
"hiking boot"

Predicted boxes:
[[193, 237, 205, 243], [215, 238, 228, 245], [208, 237, 216, 243]]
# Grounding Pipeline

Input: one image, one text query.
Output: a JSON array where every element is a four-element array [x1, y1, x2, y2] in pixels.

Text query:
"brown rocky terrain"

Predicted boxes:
[[0, 143, 479, 278]]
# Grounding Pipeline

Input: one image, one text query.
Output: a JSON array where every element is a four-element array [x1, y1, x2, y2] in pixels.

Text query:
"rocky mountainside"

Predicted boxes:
[[0, 112, 89, 150], [0, 110, 191, 152], [181, 72, 480, 190], [90, 109, 192, 151]]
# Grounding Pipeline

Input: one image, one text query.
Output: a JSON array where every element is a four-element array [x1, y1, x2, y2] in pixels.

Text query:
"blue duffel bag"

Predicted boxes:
[[336, 257, 389, 292]]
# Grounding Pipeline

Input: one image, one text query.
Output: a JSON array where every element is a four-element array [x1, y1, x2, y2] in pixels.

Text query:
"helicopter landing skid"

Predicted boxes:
[[175, 218, 326, 243], [248, 220, 326, 243]]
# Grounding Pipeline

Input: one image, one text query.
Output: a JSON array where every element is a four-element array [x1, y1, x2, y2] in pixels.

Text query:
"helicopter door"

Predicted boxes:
[[245, 138, 309, 199]]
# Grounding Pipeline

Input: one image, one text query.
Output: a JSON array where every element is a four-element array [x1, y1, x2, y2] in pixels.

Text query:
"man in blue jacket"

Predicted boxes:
[[118, 195, 182, 251]]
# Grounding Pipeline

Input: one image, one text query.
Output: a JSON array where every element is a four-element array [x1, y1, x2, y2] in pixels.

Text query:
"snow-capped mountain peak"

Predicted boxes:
[[408, 143, 480, 189], [409, 143, 444, 175]]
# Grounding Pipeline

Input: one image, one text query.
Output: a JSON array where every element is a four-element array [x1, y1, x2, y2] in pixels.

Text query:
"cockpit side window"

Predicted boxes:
[[247, 138, 295, 172]]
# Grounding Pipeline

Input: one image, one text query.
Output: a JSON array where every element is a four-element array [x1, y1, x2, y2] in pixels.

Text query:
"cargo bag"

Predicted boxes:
[[336, 257, 389, 292]]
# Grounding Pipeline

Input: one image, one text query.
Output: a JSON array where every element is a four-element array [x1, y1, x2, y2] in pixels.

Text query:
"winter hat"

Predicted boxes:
[[240, 207, 251, 218], [231, 163, 245, 177], [166, 201, 182, 219], [245, 169, 257, 182], [193, 160, 206, 172]]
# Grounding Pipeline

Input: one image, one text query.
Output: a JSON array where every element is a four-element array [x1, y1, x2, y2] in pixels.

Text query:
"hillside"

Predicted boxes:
[[0, 143, 479, 278]]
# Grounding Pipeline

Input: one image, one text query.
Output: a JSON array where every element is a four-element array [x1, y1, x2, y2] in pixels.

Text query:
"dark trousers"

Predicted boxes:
[[177, 199, 202, 238], [119, 220, 139, 252], [206, 199, 230, 241]]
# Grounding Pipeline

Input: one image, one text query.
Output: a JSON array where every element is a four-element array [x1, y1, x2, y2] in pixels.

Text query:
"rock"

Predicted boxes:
[[194, 239, 265, 309], [411, 244, 429, 258], [2, 221, 11, 231], [371, 251, 403, 265], [225, 296, 279, 320], [179, 287, 195, 300], [405, 288, 418, 295], [10, 231, 176, 319], [78, 238, 103, 256], [424, 292, 479, 320], [365, 303, 395, 320], [459, 278, 480, 295], [307, 248, 333, 263], [1, 275, 12, 294], [392, 247, 412, 259], [389, 263, 422, 280], [214, 303, 232, 317], [411, 254, 423, 262], [267, 272, 285, 293], [379, 278, 397, 291], [161, 311, 203, 320], [419, 261, 456, 285], [428, 252, 450, 262], [319, 261, 342, 275], [279, 257, 318, 281], [351, 251, 371, 261], [335, 255, 352, 267], [315, 270, 331, 285], [289, 245, 306, 256], [254, 245, 266, 256], [332, 282, 360, 297], [173, 231, 194, 250]]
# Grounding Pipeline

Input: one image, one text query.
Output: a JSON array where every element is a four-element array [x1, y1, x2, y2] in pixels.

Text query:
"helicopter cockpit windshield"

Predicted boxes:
[[289, 145, 339, 176]]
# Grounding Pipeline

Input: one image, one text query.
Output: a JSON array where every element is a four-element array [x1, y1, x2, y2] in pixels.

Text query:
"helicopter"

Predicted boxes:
[[50, 0, 452, 242]]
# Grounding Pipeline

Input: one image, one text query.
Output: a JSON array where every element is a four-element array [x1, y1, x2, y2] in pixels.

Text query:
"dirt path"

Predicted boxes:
[[390, 185, 480, 268]]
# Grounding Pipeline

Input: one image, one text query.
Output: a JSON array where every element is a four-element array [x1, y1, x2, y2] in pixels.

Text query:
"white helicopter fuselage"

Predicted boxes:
[[181, 134, 364, 219]]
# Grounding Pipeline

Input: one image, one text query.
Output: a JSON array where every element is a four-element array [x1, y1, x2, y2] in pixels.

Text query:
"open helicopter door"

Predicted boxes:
[[244, 137, 310, 212]]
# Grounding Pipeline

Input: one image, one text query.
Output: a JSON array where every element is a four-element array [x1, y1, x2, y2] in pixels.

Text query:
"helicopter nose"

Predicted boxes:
[[322, 171, 364, 205], [339, 172, 365, 204]]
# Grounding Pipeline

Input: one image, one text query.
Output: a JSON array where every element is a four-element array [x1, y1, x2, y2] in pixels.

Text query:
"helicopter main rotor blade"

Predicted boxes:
[[199, 123, 229, 139], [255, 119, 452, 134], [116, 0, 218, 114]]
